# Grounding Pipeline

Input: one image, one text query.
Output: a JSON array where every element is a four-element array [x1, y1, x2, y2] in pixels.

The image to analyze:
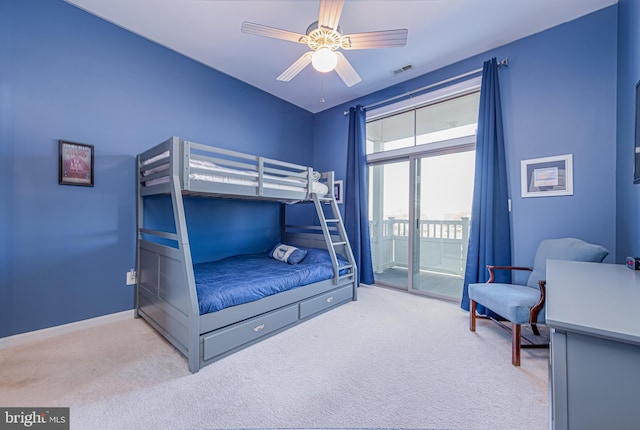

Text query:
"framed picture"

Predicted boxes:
[[334, 180, 343, 204], [59, 140, 94, 186], [521, 154, 573, 198], [634, 79, 640, 184]]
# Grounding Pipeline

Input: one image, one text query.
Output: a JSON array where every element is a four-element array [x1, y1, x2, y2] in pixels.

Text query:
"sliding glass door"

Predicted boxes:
[[411, 151, 475, 299], [366, 85, 480, 301], [368, 151, 474, 299], [369, 161, 410, 288]]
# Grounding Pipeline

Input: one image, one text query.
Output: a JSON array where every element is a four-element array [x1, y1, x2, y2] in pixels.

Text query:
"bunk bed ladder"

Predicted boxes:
[[312, 194, 357, 289]]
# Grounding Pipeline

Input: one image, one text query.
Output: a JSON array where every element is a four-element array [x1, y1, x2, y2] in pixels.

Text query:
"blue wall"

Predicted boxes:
[[0, 1, 626, 339], [0, 0, 313, 338], [312, 6, 618, 272], [143, 196, 281, 265], [616, 0, 640, 260]]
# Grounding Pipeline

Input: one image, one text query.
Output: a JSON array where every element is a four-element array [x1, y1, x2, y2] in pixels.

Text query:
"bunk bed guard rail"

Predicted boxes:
[[137, 136, 331, 201]]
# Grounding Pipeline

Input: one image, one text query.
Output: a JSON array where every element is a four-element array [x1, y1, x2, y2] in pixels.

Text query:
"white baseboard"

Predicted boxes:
[[0, 310, 135, 350]]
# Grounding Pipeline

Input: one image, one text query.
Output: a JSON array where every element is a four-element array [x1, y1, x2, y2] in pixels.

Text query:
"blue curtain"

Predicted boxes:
[[460, 58, 512, 314], [345, 105, 375, 285]]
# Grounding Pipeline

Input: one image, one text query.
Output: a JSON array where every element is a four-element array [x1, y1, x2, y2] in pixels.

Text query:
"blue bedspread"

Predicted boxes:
[[194, 248, 349, 315]]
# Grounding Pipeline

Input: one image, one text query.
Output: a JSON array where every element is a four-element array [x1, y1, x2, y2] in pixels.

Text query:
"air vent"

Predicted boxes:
[[393, 64, 413, 75]]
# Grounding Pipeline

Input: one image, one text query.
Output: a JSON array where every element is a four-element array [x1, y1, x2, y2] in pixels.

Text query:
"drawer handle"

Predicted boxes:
[[253, 324, 265, 332], [326, 296, 334, 303]]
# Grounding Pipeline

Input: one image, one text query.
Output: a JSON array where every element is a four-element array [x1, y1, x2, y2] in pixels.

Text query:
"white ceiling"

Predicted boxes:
[[64, 0, 616, 113]]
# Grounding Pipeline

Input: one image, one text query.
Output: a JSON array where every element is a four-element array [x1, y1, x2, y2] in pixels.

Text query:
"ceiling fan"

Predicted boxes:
[[241, 0, 408, 87]]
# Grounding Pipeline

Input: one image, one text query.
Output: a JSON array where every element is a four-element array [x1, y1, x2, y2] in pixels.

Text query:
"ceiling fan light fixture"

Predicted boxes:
[[311, 47, 338, 73], [241, 0, 408, 86]]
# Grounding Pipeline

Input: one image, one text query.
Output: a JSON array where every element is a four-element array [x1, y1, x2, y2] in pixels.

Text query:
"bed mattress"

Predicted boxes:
[[194, 248, 349, 315]]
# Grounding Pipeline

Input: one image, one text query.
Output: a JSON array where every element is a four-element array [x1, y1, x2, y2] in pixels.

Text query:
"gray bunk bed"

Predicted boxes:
[[136, 136, 357, 373]]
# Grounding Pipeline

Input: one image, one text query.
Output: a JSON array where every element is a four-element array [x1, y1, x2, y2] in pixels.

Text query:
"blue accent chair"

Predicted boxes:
[[468, 238, 608, 366]]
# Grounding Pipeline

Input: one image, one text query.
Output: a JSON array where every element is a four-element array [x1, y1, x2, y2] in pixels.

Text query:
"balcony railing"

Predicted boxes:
[[369, 217, 470, 276]]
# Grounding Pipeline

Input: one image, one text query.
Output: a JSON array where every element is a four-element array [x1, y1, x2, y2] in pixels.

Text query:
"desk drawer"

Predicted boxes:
[[299, 285, 353, 319], [202, 305, 298, 361]]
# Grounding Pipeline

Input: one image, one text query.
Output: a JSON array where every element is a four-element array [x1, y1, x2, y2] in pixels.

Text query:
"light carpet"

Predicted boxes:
[[0, 286, 549, 430]]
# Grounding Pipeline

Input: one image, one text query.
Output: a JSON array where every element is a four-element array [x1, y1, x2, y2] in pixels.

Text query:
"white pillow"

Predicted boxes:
[[268, 244, 308, 264]]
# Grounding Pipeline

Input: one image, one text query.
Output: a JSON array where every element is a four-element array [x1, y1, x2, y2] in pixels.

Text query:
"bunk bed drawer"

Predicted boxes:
[[299, 285, 353, 319], [202, 304, 298, 360]]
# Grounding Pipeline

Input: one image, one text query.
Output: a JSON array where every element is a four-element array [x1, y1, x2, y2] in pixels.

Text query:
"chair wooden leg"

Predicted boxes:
[[531, 323, 541, 336], [470, 300, 476, 332], [512, 323, 521, 366]]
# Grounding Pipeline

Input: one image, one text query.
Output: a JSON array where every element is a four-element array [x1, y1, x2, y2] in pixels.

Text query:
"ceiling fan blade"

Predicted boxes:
[[334, 52, 361, 87], [241, 22, 307, 44], [318, 0, 344, 31], [342, 29, 408, 49], [277, 52, 313, 82]]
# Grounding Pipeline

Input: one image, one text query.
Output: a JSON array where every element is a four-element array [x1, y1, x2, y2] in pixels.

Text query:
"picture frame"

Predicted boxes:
[[59, 140, 94, 187], [634, 79, 640, 184], [521, 154, 573, 198], [334, 180, 344, 204]]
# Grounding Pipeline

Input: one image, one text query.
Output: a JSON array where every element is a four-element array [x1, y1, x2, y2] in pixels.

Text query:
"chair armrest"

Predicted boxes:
[[529, 280, 546, 323], [487, 265, 532, 283]]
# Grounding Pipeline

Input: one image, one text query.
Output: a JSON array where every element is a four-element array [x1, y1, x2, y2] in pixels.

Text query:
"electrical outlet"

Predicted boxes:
[[126, 269, 136, 285]]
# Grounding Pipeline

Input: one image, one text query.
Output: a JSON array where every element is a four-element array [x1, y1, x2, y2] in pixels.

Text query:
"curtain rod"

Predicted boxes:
[[344, 57, 508, 115]]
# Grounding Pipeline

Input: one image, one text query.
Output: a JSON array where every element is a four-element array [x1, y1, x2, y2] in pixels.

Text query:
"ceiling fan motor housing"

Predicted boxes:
[[305, 21, 344, 51]]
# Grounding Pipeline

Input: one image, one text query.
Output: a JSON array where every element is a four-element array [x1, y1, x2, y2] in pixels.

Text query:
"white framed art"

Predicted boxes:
[[521, 154, 573, 198]]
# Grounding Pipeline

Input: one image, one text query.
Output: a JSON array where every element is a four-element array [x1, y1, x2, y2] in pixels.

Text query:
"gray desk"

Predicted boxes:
[[547, 260, 640, 430]]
